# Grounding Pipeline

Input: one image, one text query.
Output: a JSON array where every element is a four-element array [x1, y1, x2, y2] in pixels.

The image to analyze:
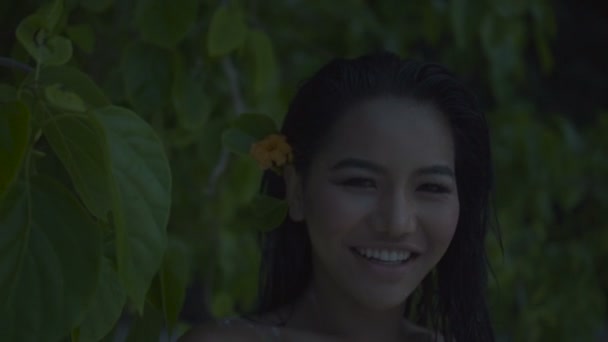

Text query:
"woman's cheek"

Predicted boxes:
[[420, 199, 459, 249], [310, 187, 373, 236]]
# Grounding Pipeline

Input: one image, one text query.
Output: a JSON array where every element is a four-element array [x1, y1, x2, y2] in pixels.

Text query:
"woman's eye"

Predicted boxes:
[[340, 177, 376, 189], [418, 183, 451, 194]]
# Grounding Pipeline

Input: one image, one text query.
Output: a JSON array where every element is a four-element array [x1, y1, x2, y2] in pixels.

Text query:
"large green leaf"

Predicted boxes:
[[0, 101, 30, 196], [93, 106, 171, 312], [76, 257, 126, 342], [135, 0, 199, 49], [122, 43, 171, 116], [42, 113, 114, 220], [0, 177, 102, 342], [207, 5, 248, 57]]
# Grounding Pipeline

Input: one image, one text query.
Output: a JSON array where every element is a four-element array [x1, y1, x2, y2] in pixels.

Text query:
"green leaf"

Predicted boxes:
[[125, 304, 164, 342], [0, 84, 17, 103], [237, 194, 288, 232], [221, 114, 278, 156], [44, 83, 88, 112], [0, 101, 30, 196], [66, 24, 95, 53], [0, 177, 102, 342], [93, 106, 171, 312], [76, 257, 126, 342], [40, 35, 73, 66], [79, 0, 113, 12], [135, 0, 199, 49], [246, 30, 278, 95], [210, 291, 235, 317], [172, 65, 211, 131], [42, 113, 114, 220], [44, 0, 64, 32], [32, 66, 110, 107], [450, 0, 467, 48], [16, 14, 72, 66], [148, 236, 190, 329], [221, 127, 255, 156], [122, 43, 171, 116], [232, 113, 278, 139], [207, 5, 248, 57]]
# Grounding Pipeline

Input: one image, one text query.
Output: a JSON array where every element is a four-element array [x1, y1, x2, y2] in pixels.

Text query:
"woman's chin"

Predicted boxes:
[[353, 289, 412, 312]]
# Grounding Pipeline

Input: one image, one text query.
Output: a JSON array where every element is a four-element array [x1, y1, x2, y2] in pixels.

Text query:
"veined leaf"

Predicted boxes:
[[0, 177, 102, 342], [93, 106, 171, 312], [147, 236, 190, 331], [0, 101, 30, 196], [42, 113, 114, 220], [76, 256, 126, 342]]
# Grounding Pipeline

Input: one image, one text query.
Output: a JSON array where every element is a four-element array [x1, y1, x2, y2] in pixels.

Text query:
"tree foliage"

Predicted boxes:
[[0, 0, 606, 341]]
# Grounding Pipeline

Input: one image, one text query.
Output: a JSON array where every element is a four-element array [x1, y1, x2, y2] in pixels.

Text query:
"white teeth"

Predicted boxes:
[[355, 248, 412, 262], [373, 250, 381, 259]]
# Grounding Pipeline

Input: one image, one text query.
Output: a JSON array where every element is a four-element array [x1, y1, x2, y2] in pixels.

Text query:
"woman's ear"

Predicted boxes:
[[284, 165, 305, 222]]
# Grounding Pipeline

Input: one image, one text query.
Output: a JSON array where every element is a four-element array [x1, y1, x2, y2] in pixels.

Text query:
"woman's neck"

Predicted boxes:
[[286, 271, 408, 341]]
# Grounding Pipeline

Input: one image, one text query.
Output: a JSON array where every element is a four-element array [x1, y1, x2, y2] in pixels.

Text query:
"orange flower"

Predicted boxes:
[[250, 134, 293, 172]]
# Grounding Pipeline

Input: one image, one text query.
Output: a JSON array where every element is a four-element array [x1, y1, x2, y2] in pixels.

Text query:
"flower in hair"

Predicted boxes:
[[250, 133, 293, 174]]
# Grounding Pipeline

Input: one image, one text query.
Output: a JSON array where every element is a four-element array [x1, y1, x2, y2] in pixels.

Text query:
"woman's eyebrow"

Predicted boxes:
[[414, 165, 455, 178], [330, 158, 386, 174], [331, 158, 455, 178]]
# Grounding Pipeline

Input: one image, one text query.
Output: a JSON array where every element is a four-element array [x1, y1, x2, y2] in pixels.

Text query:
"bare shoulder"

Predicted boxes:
[[178, 320, 257, 342]]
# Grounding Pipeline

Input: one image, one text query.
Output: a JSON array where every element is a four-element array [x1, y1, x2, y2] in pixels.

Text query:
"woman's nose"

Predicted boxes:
[[374, 191, 417, 236]]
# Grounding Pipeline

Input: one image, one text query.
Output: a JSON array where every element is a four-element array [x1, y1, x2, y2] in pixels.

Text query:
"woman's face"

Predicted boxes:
[[287, 97, 459, 311]]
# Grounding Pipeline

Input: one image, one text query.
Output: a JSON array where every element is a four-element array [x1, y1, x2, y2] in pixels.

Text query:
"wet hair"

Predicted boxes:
[[253, 52, 496, 342]]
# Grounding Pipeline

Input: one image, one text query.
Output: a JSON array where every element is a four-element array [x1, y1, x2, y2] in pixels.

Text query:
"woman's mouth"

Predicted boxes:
[[350, 247, 418, 265]]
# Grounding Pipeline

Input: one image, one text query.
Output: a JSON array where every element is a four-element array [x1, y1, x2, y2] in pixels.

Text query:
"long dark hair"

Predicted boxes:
[[253, 52, 495, 342]]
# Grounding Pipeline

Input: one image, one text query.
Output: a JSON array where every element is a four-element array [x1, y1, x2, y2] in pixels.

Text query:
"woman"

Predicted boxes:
[[182, 52, 496, 341]]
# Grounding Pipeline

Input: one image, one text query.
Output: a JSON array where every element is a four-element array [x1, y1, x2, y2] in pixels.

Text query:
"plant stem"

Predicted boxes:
[[0, 57, 34, 73]]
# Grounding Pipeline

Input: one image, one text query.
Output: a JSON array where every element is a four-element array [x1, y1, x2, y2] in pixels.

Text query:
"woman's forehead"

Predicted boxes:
[[315, 98, 455, 168]]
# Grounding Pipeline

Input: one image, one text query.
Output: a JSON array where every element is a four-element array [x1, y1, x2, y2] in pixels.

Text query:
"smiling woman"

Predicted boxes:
[[181, 52, 496, 342]]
